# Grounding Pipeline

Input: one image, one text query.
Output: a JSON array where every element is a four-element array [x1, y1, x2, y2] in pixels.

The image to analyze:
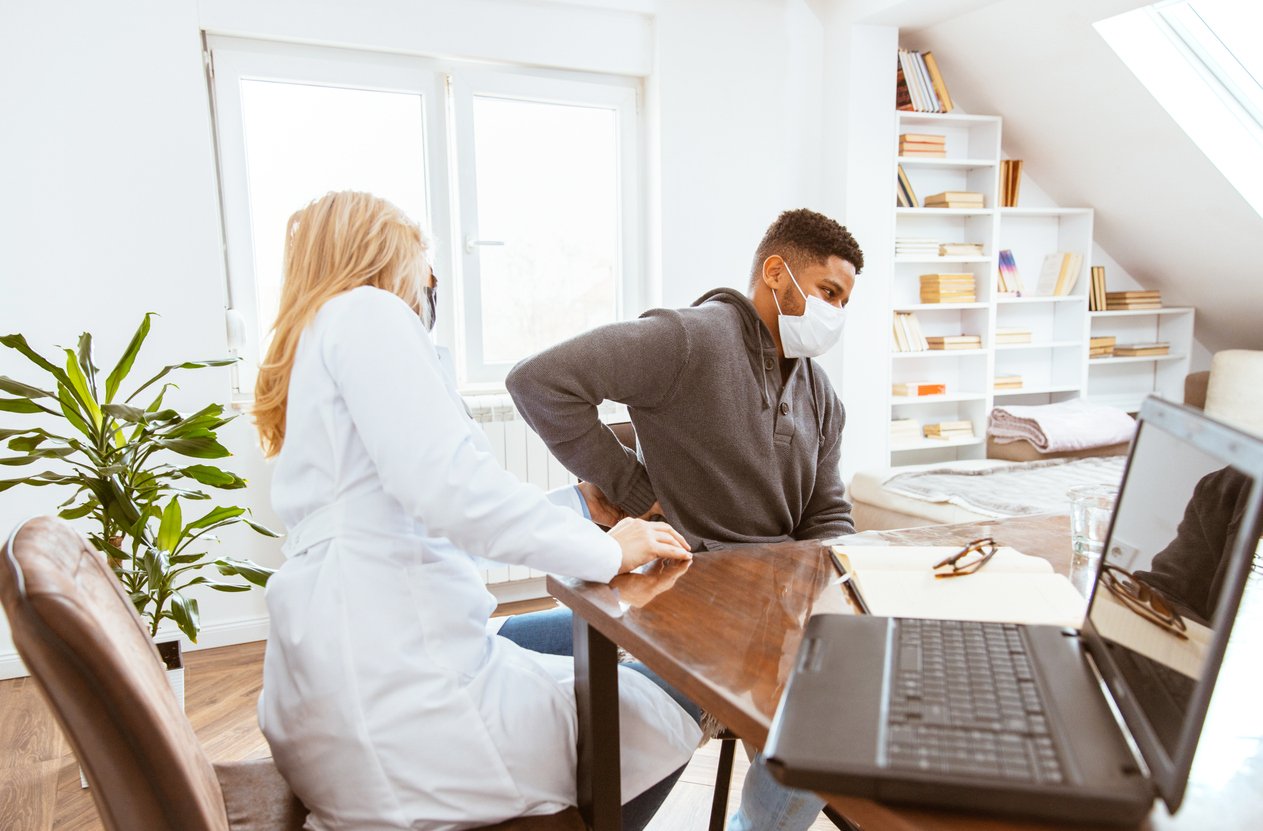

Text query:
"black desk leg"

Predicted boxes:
[[574, 615, 622, 831]]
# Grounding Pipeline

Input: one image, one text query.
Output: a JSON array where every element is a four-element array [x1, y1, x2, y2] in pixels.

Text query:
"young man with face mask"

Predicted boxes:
[[504, 208, 862, 831]]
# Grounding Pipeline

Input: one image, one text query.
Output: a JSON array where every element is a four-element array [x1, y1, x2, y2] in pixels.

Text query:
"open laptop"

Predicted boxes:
[[765, 397, 1263, 824]]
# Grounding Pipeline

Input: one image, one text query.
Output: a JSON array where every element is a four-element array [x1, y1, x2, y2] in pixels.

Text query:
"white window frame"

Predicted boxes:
[[448, 69, 642, 385], [206, 35, 644, 395]]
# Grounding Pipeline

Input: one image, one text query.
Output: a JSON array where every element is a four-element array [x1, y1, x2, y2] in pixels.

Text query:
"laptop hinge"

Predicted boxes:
[[1083, 647, 1152, 781]]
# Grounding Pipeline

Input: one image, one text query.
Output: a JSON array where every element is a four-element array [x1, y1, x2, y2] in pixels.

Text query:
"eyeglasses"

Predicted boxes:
[[932, 538, 1000, 578], [1101, 564, 1188, 640]]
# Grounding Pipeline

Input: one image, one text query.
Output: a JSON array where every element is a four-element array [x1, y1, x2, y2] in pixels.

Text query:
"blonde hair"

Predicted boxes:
[[253, 191, 427, 457]]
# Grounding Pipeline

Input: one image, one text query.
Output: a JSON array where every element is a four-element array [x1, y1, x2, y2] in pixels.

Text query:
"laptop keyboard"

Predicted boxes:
[[884, 619, 1065, 784]]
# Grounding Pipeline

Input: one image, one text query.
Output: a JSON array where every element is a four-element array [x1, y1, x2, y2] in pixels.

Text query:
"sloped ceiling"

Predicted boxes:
[[898, 0, 1263, 354]]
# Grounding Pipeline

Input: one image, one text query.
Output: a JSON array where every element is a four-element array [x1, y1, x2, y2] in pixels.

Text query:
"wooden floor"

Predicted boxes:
[[0, 639, 836, 831]]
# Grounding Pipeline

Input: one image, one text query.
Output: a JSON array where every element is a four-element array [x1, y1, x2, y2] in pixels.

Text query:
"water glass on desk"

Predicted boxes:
[[1067, 484, 1117, 597]]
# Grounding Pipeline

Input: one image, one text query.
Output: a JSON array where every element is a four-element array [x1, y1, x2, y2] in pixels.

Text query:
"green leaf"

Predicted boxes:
[[76, 332, 99, 400], [157, 498, 183, 552], [59, 501, 98, 520], [140, 548, 165, 589], [168, 592, 200, 642], [178, 576, 251, 593], [0, 397, 56, 414], [244, 519, 280, 538], [215, 557, 274, 587], [0, 376, 56, 399], [179, 464, 246, 489], [0, 447, 77, 466], [0, 470, 79, 492], [58, 386, 93, 438], [0, 427, 42, 441], [0, 333, 74, 389], [156, 435, 230, 459], [63, 349, 102, 428], [105, 313, 153, 403], [7, 433, 48, 453], [95, 536, 132, 562], [186, 505, 246, 531], [102, 402, 180, 424], [127, 358, 237, 403]]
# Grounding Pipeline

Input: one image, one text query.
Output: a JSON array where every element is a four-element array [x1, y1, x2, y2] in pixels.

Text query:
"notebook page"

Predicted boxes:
[[835, 545, 1056, 574], [853, 570, 1088, 628]]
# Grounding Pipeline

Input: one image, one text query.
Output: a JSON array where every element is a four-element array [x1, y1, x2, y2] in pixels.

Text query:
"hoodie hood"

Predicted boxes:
[[691, 287, 778, 407]]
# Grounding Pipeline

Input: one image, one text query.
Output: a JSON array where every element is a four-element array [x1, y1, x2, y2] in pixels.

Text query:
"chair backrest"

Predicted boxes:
[[1205, 349, 1263, 438], [0, 516, 230, 831]]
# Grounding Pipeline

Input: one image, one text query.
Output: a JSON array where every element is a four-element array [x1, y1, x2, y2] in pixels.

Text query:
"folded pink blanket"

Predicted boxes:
[[987, 400, 1135, 453]]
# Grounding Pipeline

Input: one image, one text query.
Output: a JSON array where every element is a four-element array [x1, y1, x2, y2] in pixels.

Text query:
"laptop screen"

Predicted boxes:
[[1085, 398, 1263, 810]]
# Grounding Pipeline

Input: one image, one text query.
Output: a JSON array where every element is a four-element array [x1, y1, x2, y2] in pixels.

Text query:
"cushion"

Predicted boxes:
[[986, 436, 1130, 462]]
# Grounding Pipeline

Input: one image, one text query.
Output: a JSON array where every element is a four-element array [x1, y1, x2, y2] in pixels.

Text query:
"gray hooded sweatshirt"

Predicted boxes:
[[506, 288, 854, 550]]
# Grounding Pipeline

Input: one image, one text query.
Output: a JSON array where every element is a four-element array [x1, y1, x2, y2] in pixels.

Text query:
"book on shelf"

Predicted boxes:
[[995, 328, 1032, 345], [896, 238, 939, 257], [1104, 290, 1163, 311], [1089, 334, 1117, 358], [1034, 252, 1083, 297], [892, 312, 929, 351], [922, 51, 955, 113], [896, 165, 919, 209], [924, 420, 975, 439], [994, 374, 1024, 390], [920, 273, 976, 304], [1089, 265, 1107, 311], [892, 381, 948, 397], [927, 335, 982, 350], [1000, 159, 1023, 207], [899, 142, 947, 157], [897, 50, 934, 112], [891, 418, 923, 444], [939, 242, 984, 257], [996, 249, 1024, 294], [924, 191, 985, 209], [1113, 342, 1171, 357], [900, 133, 945, 145]]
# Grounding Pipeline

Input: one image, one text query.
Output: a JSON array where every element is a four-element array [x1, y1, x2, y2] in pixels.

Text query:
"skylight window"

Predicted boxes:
[[1096, 0, 1263, 218]]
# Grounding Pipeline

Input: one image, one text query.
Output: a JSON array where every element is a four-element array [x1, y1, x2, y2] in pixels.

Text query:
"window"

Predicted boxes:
[[1096, 0, 1263, 218], [207, 36, 641, 393]]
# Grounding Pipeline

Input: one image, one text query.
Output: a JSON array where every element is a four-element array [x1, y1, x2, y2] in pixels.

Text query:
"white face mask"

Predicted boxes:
[[772, 260, 847, 358]]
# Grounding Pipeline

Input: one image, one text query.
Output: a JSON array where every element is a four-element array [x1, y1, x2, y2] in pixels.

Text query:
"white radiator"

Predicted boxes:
[[464, 394, 626, 600]]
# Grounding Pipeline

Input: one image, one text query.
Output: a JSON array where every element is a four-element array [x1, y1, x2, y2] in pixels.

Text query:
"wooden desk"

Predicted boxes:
[[548, 513, 1263, 831]]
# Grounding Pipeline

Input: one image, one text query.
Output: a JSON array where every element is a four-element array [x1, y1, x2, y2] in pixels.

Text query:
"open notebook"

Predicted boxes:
[[831, 545, 1087, 628]]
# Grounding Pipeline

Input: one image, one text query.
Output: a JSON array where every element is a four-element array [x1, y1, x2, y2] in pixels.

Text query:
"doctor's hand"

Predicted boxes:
[[608, 517, 692, 574]]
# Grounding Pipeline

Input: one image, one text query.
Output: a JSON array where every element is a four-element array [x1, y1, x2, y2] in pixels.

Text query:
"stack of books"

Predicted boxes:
[[924, 420, 974, 441], [1035, 252, 1084, 297], [891, 418, 923, 446], [920, 273, 976, 303], [995, 328, 1032, 345], [896, 49, 954, 113], [996, 249, 1023, 294], [924, 191, 985, 209], [939, 242, 984, 257], [1000, 159, 1023, 207], [927, 334, 982, 351], [1114, 342, 1170, 357], [1090, 335, 1117, 358], [895, 237, 939, 258], [899, 133, 946, 158], [896, 166, 919, 208], [1088, 266, 1108, 311], [892, 312, 929, 351], [994, 374, 1024, 391], [892, 381, 947, 397], [1105, 291, 1162, 310]]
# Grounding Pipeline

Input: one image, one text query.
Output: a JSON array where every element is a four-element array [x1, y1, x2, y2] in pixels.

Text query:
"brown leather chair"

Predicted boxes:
[[0, 516, 584, 831]]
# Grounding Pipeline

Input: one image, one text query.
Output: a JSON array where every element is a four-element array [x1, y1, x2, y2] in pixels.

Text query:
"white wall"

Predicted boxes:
[[0, 0, 827, 676]]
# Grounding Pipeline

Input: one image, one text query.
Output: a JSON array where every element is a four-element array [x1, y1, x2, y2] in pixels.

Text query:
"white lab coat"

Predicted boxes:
[[258, 287, 700, 831]]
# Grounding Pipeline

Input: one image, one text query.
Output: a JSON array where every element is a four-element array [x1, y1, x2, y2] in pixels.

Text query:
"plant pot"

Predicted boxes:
[[80, 638, 185, 789]]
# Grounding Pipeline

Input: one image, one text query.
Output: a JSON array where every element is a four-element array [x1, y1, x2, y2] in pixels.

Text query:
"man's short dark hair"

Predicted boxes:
[[749, 208, 864, 290]]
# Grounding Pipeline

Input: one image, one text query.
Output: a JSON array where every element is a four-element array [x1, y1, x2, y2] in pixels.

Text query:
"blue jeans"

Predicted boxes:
[[497, 607, 698, 831], [499, 608, 824, 831]]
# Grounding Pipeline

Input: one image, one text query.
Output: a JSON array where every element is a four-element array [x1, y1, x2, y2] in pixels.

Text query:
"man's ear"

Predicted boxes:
[[761, 255, 787, 291]]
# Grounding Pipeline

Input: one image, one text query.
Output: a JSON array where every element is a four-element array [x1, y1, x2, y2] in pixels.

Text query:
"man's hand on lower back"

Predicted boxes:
[[577, 480, 628, 528]]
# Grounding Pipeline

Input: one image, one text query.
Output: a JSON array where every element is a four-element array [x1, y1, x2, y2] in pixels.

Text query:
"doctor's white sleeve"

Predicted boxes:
[[322, 290, 620, 583]]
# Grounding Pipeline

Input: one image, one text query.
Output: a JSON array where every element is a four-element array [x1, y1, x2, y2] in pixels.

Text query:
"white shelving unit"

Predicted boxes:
[[886, 110, 1192, 468]]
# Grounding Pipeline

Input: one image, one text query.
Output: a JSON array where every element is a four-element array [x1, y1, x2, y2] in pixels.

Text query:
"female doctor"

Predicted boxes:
[[252, 191, 702, 831]]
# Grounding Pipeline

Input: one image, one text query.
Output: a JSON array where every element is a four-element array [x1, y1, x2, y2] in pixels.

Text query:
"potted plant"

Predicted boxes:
[[0, 314, 279, 687]]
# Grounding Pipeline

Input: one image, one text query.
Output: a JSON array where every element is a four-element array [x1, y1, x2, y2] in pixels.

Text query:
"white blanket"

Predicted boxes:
[[987, 400, 1135, 453], [882, 456, 1127, 518]]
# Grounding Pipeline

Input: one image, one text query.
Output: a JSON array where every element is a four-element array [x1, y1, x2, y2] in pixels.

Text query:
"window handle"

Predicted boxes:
[[464, 234, 506, 254]]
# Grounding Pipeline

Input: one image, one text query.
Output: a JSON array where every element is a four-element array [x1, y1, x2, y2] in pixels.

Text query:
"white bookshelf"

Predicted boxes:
[[886, 111, 1192, 468]]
